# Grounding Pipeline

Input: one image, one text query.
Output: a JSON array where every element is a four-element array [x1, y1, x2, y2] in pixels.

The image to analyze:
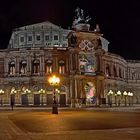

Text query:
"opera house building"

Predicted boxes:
[[0, 9, 139, 107]]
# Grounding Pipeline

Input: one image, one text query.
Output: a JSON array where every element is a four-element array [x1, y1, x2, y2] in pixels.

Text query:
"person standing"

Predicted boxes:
[[10, 98, 14, 111]]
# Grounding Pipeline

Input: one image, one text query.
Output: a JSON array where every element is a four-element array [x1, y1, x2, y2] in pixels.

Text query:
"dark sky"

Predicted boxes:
[[0, 0, 140, 60]]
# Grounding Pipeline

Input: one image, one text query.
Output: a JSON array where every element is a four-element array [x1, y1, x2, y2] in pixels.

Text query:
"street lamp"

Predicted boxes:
[[117, 91, 121, 106], [131, 92, 134, 105], [123, 91, 127, 106], [23, 88, 31, 106], [0, 89, 4, 106], [10, 88, 17, 110], [48, 75, 60, 114], [114, 93, 117, 106], [128, 92, 133, 106], [108, 90, 113, 107], [38, 89, 45, 106], [24, 89, 31, 94]]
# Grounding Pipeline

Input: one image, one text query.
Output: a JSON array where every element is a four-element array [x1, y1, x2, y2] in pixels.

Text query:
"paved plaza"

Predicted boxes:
[[0, 107, 140, 140]]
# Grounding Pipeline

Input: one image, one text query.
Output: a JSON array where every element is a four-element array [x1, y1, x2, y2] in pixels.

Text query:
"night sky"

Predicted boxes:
[[0, 0, 140, 60]]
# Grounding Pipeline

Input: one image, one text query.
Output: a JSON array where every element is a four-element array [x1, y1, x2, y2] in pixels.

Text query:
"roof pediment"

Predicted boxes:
[[15, 21, 61, 31]]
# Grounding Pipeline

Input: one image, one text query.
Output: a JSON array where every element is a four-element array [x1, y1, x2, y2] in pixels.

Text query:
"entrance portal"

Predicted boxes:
[[46, 94, 53, 106], [21, 94, 28, 106], [34, 94, 40, 106], [60, 94, 66, 106]]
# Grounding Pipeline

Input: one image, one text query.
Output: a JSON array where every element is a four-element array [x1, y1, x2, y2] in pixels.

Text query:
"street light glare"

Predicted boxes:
[[48, 75, 60, 85], [123, 91, 127, 96], [48, 75, 60, 114], [108, 90, 113, 95], [0, 89, 4, 94], [117, 91, 121, 95]]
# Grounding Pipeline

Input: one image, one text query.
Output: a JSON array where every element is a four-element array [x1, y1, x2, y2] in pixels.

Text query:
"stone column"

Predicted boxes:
[[16, 56, 19, 76], [81, 79, 86, 107], [69, 78, 75, 107], [110, 62, 114, 77], [42, 55, 45, 75], [66, 56, 69, 73], [27, 55, 31, 76], [75, 53, 79, 71], [70, 53, 73, 70], [96, 75, 105, 106], [5, 58, 9, 76], [74, 79, 79, 107], [95, 49, 105, 73]]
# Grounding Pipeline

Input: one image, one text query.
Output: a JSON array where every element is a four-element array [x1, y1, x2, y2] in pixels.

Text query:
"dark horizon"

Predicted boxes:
[[0, 0, 140, 60]]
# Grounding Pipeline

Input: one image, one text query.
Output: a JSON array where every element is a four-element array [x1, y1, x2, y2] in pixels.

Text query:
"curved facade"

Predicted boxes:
[[0, 20, 140, 107]]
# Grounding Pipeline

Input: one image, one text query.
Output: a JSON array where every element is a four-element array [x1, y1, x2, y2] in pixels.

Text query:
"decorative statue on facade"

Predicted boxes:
[[70, 33, 77, 45], [73, 7, 91, 26]]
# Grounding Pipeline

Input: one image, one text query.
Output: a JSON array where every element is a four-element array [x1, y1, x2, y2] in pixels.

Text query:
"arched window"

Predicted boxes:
[[122, 69, 124, 78], [113, 65, 117, 77], [9, 61, 15, 75], [45, 60, 53, 74], [123, 68, 126, 79], [105, 63, 111, 77], [32, 59, 40, 74], [20, 60, 27, 75], [119, 67, 122, 78], [58, 60, 65, 74]]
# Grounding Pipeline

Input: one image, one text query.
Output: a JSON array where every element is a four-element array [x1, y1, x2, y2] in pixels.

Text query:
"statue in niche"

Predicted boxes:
[[20, 66, 24, 74], [73, 7, 91, 26], [20, 65, 27, 74], [10, 66, 15, 74]]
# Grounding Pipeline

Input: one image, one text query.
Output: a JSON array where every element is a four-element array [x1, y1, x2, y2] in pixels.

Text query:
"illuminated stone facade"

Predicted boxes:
[[0, 19, 139, 107]]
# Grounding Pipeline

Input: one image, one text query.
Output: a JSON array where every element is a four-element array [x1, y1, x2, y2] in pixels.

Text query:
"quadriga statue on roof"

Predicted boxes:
[[73, 7, 91, 26]]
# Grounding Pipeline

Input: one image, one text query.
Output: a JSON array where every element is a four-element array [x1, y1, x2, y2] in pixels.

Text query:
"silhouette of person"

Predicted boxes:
[[11, 99, 14, 111]]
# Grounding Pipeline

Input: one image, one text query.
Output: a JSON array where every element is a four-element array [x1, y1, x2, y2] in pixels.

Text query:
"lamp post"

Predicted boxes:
[[24, 88, 31, 93], [108, 90, 113, 107], [10, 88, 17, 110], [117, 91, 121, 106], [131, 92, 134, 105], [48, 75, 60, 114], [24, 89, 31, 105], [38, 89, 45, 106], [114, 93, 117, 106], [123, 91, 127, 106], [24, 89, 31, 94], [128, 92, 131, 106], [0, 89, 4, 106], [128, 92, 133, 106]]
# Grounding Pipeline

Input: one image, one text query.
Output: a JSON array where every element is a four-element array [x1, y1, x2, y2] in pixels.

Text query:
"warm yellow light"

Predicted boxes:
[[128, 92, 131, 96], [117, 91, 121, 96], [128, 92, 133, 96], [48, 75, 60, 86], [55, 89, 60, 93], [11, 89, 17, 94], [0, 89, 4, 94], [39, 89, 45, 94], [108, 90, 113, 95], [123, 91, 127, 96], [24, 89, 31, 94]]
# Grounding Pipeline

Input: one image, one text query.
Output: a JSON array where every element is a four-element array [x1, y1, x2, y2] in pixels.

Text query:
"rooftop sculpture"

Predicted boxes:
[[73, 7, 91, 26]]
